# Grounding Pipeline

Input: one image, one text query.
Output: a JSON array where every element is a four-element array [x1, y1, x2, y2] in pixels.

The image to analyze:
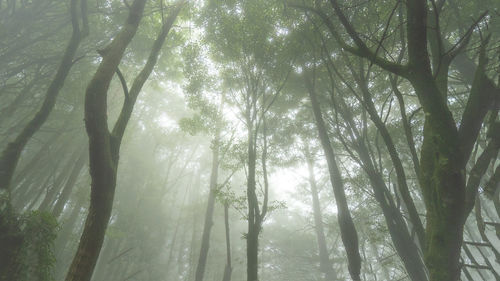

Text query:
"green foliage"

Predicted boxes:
[[179, 114, 208, 135], [20, 211, 59, 281], [266, 200, 287, 214], [1, 207, 59, 281], [180, 42, 223, 135], [215, 185, 248, 217]]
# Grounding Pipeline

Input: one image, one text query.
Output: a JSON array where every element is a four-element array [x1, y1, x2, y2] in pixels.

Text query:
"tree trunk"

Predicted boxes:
[[414, 81, 466, 281], [305, 72, 361, 281], [355, 71, 425, 247], [0, 0, 86, 192], [327, 77, 427, 281], [246, 219, 259, 281], [247, 129, 260, 281], [0, 1, 86, 276], [64, 1, 147, 280], [345, 103, 427, 281], [65, 1, 186, 279], [195, 102, 222, 281], [304, 146, 337, 280], [222, 202, 232, 281], [405, 2, 496, 279]]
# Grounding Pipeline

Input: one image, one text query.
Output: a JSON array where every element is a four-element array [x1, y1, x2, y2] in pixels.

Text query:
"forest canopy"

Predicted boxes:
[[0, 0, 499, 281]]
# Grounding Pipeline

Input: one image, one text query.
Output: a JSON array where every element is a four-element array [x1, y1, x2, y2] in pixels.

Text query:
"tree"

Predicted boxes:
[[303, 144, 339, 281], [65, 1, 185, 280], [201, 2, 293, 280], [291, 0, 500, 280], [0, 0, 88, 278]]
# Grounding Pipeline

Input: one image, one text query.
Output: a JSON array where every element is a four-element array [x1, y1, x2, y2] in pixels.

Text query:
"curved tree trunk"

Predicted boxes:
[[64, 1, 147, 280], [0, 0, 87, 278], [65, 2, 184, 280], [0, 0, 87, 192]]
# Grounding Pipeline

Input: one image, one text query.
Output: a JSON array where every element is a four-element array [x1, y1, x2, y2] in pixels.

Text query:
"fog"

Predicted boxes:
[[1, 1, 499, 281]]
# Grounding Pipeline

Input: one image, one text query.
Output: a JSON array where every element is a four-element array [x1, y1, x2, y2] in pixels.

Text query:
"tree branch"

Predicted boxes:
[[289, 3, 408, 77]]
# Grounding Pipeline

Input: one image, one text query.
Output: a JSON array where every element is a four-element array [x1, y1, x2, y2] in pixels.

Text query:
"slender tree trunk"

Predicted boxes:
[[246, 123, 260, 281], [38, 146, 82, 211], [195, 100, 223, 281], [304, 146, 337, 280], [51, 148, 87, 218], [222, 202, 232, 281], [305, 72, 361, 281], [188, 185, 202, 281], [327, 78, 428, 281], [354, 71, 425, 247], [166, 184, 191, 275], [0, 0, 86, 192], [54, 196, 85, 279], [0, 1, 86, 276], [246, 219, 259, 281]]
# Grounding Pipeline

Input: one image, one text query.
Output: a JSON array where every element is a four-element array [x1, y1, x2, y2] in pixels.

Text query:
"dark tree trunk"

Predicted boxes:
[[0, 1, 86, 276], [405, 2, 495, 280], [0, 0, 86, 192], [297, 0, 498, 280], [65, 2, 185, 279], [332, 90, 428, 281], [354, 71, 425, 247], [246, 129, 260, 281], [222, 202, 232, 281], [64, 1, 147, 280], [305, 72, 361, 281]]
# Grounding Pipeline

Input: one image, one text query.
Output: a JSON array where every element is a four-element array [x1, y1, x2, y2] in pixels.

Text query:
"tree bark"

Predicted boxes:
[[222, 202, 232, 281], [65, 1, 185, 279], [246, 124, 260, 281], [299, 0, 499, 280], [305, 72, 361, 281], [64, 1, 147, 280]]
